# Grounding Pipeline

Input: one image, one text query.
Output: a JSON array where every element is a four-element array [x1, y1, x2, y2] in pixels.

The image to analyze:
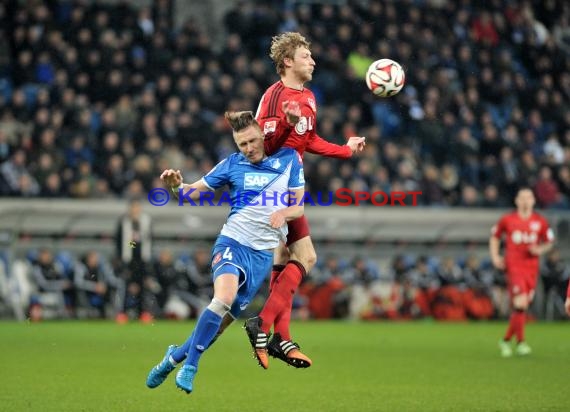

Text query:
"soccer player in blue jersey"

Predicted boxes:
[[146, 111, 305, 394]]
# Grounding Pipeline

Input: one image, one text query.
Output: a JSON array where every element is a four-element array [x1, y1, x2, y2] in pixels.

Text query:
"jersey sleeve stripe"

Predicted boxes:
[[267, 83, 284, 118], [200, 177, 215, 191]]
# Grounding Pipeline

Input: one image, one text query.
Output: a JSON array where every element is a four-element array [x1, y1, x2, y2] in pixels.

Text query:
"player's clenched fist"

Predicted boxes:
[[160, 169, 183, 188], [347, 136, 366, 154], [283, 100, 301, 126]]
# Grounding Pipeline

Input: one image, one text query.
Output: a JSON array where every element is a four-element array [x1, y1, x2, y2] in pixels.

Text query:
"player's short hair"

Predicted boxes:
[[224, 111, 260, 133], [269, 32, 311, 76], [515, 185, 534, 196]]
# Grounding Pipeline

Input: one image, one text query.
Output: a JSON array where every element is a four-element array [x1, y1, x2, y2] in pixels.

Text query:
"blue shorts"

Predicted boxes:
[[211, 235, 273, 318]]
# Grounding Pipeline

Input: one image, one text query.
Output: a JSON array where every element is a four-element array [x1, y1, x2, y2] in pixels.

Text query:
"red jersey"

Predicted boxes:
[[255, 81, 352, 158], [491, 211, 554, 275]]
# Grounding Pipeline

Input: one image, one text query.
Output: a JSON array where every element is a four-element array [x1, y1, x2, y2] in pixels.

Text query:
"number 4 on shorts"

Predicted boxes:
[[223, 247, 233, 260]]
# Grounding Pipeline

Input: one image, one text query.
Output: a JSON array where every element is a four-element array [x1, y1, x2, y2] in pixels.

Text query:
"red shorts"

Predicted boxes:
[[506, 273, 537, 298], [286, 215, 311, 246]]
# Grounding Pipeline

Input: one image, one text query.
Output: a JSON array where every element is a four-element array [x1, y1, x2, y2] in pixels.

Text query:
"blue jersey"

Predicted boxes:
[[202, 147, 304, 250]]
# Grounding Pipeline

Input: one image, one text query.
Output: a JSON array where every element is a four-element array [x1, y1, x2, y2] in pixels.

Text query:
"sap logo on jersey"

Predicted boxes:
[[244, 173, 276, 190]]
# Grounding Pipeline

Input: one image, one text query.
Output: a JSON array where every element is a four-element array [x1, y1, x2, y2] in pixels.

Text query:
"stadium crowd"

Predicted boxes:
[[0, 0, 569, 321], [0, 0, 569, 207]]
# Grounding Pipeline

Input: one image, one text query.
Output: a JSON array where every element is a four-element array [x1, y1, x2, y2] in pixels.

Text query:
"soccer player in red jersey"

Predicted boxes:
[[245, 32, 365, 369], [489, 187, 554, 357]]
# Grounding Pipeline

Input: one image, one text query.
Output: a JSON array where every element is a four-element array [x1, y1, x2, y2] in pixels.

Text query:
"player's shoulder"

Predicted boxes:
[[263, 81, 287, 100], [531, 211, 550, 223], [303, 87, 316, 98], [259, 81, 288, 117], [274, 147, 301, 162], [494, 211, 515, 227], [225, 152, 248, 166], [265, 81, 284, 93], [271, 147, 303, 165], [501, 210, 518, 220]]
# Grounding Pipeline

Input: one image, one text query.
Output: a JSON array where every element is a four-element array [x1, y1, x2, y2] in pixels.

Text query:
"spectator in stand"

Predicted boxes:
[[154, 248, 212, 320], [406, 256, 440, 317], [534, 165, 564, 208], [29, 249, 76, 321], [472, 11, 500, 47], [0, 0, 567, 208], [541, 248, 570, 319], [74, 251, 122, 318]]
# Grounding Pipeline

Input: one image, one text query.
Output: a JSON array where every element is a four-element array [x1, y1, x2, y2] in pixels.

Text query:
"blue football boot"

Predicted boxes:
[[146, 345, 177, 388], [175, 364, 197, 394]]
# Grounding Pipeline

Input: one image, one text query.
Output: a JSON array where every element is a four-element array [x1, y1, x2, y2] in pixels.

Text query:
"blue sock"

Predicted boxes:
[[185, 308, 223, 368], [171, 332, 194, 363]]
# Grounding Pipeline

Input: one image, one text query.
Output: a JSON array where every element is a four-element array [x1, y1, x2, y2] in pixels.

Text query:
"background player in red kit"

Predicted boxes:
[[245, 32, 365, 369], [489, 187, 554, 357]]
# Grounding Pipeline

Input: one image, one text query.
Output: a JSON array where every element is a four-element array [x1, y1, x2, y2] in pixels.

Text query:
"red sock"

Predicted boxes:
[[269, 265, 285, 292], [274, 301, 293, 340], [504, 312, 516, 341], [259, 261, 304, 334], [513, 310, 526, 343], [270, 265, 293, 340]]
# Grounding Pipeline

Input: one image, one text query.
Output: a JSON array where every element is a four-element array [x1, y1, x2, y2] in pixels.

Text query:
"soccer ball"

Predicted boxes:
[[365, 59, 405, 97]]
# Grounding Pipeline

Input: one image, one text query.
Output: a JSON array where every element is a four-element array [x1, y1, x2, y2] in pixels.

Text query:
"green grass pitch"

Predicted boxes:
[[0, 320, 568, 412]]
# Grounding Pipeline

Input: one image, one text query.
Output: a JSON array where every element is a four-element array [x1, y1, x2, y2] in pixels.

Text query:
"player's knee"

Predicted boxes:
[[513, 303, 528, 311], [305, 250, 317, 271], [296, 251, 316, 272], [208, 297, 231, 317], [289, 250, 316, 272], [512, 295, 528, 310]]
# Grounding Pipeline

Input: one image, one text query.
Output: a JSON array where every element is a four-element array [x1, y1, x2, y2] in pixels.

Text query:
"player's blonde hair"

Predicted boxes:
[[270, 32, 311, 76], [224, 111, 260, 132]]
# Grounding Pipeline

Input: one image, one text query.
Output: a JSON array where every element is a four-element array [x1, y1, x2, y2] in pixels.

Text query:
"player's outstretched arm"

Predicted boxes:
[[306, 134, 365, 159], [160, 169, 212, 203]]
